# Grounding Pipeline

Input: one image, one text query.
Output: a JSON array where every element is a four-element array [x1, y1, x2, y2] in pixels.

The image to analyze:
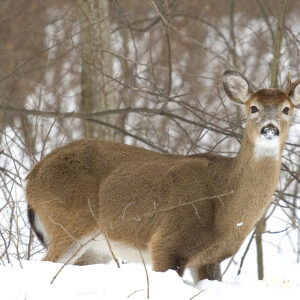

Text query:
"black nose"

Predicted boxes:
[[260, 124, 279, 139]]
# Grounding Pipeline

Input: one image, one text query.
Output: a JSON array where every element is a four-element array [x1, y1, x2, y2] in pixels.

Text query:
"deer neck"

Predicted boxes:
[[234, 132, 282, 201], [215, 132, 282, 234]]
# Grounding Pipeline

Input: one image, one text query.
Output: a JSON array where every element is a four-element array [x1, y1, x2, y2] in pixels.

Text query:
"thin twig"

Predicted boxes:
[[237, 230, 255, 276], [221, 255, 235, 278], [189, 289, 205, 300], [138, 248, 150, 299], [104, 232, 121, 269], [87, 200, 120, 268], [127, 289, 144, 298], [158, 191, 234, 213]]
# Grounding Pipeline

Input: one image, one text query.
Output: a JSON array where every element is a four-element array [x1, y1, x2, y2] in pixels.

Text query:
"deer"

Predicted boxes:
[[25, 70, 300, 283]]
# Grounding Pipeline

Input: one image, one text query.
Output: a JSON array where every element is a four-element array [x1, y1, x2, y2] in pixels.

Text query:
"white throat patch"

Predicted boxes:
[[254, 136, 280, 159]]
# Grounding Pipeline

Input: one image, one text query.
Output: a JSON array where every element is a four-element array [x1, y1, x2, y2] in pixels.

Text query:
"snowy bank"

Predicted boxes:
[[0, 260, 299, 300]]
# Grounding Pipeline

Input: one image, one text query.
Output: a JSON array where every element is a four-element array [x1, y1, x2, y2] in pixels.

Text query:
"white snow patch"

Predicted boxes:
[[0, 261, 198, 300], [237, 222, 244, 227], [0, 260, 299, 300], [197, 276, 300, 300]]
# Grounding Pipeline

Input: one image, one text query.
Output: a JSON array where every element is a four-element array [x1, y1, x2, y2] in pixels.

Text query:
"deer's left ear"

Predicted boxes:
[[290, 82, 300, 108], [223, 70, 253, 105]]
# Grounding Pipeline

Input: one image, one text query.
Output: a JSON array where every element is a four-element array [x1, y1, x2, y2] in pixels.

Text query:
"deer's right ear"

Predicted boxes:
[[290, 82, 300, 108], [223, 70, 252, 105]]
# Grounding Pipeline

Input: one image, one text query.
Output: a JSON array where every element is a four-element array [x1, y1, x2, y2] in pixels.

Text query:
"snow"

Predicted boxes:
[[1, 256, 299, 300], [0, 261, 197, 300]]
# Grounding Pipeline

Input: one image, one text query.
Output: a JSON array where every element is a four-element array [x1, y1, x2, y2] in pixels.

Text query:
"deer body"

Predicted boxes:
[[26, 71, 300, 280]]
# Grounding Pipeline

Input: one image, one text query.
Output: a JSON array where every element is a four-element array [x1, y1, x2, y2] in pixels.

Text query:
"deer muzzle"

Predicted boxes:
[[260, 124, 280, 140]]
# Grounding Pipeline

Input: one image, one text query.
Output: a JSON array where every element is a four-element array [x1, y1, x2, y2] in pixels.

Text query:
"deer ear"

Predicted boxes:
[[223, 70, 252, 105], [290, 82, 300, 108]]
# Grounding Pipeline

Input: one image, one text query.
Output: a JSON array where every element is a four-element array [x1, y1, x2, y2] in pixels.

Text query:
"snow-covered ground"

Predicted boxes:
[[1, 243, 299, 300], [0, 260, 299, 300]]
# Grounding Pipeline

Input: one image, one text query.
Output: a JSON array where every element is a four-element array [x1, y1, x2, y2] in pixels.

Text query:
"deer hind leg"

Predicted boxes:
[[43, 232, 112, 266], [42, 231, 93, 264], [75, 249, 111, 265], [42, 236, 81, 264]]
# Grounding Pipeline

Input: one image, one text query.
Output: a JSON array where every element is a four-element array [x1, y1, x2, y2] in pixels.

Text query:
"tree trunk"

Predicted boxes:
[[77, 0, 123, 142], [255, 217, 265, 280], [269, 0, 287, 88]]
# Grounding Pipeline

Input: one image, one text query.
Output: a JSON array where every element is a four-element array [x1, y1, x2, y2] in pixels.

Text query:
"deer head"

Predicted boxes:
[[223, 70, 300, 158]]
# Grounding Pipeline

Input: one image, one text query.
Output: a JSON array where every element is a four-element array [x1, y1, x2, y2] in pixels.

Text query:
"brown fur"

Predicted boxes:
[[25, 71, 299, 281]]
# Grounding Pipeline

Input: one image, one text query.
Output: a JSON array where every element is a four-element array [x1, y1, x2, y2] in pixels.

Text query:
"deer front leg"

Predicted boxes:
[[150, 233, 187, 276], [190, 263, 222, 283], [151, 251, 187, 276]]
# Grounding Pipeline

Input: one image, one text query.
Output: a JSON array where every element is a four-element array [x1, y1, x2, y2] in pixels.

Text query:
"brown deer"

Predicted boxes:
[[26, 70, 300, 282]]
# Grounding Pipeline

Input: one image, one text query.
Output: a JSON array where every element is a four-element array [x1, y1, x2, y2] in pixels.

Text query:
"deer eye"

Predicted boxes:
[[282, 107, 290, 115], [250, 106, 259, 113]]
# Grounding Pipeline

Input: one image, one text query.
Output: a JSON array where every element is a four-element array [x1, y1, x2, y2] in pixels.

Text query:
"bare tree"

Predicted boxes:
[[77, 0, 122, 141]]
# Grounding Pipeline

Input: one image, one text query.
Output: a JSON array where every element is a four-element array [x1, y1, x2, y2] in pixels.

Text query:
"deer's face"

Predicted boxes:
[[245, 90, 293, 155], [223, 70, 300, 158]]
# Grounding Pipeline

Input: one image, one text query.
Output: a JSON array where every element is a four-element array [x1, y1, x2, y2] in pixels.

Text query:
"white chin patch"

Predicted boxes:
[[254, 136, 280, 159]]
